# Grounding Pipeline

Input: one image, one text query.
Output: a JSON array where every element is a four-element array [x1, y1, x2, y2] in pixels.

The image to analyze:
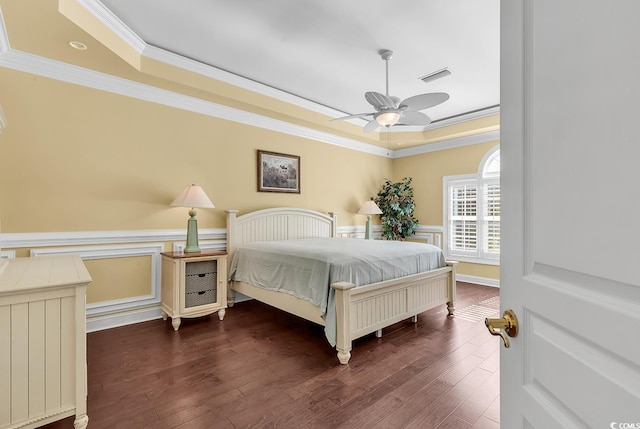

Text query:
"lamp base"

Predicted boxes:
[[184, 210, 201, 253], [365, 216, 373, 240]]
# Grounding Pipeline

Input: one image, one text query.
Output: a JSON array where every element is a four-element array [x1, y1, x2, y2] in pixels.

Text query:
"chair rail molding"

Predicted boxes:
[[0, 228, 226, 248], [1, 223, 490, 331]]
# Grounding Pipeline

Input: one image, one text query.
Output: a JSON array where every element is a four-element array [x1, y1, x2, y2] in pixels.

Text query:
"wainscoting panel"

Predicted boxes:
[[0, 250, 15, 259], [0, 224, 494, 331], [30, 243, 164, 332]]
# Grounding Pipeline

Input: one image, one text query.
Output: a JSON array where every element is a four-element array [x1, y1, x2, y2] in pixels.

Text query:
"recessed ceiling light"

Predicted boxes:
[[68, 41, 87, 51]]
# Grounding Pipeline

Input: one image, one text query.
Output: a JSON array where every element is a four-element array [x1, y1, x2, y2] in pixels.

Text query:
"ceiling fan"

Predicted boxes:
[[332, 49, 449, 133]]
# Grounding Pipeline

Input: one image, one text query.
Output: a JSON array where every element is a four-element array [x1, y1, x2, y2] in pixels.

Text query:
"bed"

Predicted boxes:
[[226, 207, 457, 364]]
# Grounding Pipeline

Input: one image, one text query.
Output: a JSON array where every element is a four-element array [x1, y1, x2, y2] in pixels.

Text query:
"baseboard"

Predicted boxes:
[[86, 306, 162, 333], [84, 278, 498, 333], [456, 274, 500, 288], [86, 297, 255, 332]]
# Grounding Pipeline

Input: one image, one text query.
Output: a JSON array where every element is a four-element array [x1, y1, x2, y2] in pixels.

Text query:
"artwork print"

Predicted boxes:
[[257, 150, 300, 193]]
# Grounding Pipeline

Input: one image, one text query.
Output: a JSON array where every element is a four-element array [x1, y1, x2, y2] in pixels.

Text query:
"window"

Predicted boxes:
[[443, 146, 500, 264]]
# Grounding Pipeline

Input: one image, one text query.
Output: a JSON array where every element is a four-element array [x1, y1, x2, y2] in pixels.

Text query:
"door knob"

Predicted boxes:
[[485, 309, 519, 348]]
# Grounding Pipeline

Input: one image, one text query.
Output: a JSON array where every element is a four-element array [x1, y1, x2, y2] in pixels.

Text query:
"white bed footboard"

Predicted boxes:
[[333, 262, 457, 364]]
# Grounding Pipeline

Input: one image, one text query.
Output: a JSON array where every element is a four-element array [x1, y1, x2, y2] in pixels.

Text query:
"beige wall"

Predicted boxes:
[[392, 141, 501, 280], [0, 68, 394, 313], [0, 68, 391, 233], [0, 65, 498, 326], [83, 256, 151, 303]]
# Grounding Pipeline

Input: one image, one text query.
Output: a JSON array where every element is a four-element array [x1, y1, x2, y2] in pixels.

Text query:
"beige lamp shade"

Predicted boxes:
[[358, 200, 383, 215], [171, 184, 215, 209]]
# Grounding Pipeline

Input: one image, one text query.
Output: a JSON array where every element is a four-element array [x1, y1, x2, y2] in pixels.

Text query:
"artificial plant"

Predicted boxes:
[[374, 177, 419, 240]]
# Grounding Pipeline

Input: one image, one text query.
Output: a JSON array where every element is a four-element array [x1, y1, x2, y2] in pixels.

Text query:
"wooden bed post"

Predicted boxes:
[[328, 212, 339, 237], [332, 281, 355, 364], [225, 210, 239, 307], [446, 261, 458, 315]]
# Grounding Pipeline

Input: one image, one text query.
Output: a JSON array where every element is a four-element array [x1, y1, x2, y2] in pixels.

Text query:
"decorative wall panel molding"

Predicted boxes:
[[3, 224, 490, 330], [30, 243, 164, 332], [414, 225, 444, 248], [0, 250, 15, 259]]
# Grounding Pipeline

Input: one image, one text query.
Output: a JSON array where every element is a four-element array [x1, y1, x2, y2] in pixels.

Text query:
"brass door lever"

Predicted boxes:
[[485, 309, 519, 348]]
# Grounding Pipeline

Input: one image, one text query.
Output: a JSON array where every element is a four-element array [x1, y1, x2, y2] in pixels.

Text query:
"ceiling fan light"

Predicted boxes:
[[376, 111, 400, 127]]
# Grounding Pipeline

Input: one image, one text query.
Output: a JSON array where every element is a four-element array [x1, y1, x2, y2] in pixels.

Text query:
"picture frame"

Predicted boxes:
[[257, 150, 301, 193]]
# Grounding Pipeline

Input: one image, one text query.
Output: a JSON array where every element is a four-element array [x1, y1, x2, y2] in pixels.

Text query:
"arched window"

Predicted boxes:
[[482, 147, 500, 177], [443, 145, 500, 264]]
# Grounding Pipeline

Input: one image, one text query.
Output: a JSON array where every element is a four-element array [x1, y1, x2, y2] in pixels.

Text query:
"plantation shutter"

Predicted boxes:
[[444, 147, 500, 263], [483, 180, 501, 256], [449, 182, 478, 253]]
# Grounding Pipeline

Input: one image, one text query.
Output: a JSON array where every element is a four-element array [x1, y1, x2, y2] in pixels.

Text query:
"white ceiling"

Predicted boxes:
[[98, 0, 500, 125]]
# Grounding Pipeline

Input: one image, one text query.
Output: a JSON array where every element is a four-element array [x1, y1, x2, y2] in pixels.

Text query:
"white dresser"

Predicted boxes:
[[0, 255, 92, 429]]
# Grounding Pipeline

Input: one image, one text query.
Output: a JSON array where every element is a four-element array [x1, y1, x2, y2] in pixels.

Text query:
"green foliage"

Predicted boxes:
[[374, 177, 419, 240]]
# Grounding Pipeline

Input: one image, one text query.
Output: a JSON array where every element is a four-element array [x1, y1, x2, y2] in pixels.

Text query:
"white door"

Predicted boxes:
[[500, 0, 640, 427]]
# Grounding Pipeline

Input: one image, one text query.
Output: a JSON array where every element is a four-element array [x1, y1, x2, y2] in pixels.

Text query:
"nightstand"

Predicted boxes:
[[160, 251, 227, 330]]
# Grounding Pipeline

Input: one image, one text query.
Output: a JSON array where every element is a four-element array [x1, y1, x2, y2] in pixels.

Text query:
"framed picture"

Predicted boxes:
[[257, 150, 301, 193]]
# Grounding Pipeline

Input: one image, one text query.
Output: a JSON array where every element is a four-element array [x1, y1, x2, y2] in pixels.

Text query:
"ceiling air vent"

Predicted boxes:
[[419, 68, 451, 84]]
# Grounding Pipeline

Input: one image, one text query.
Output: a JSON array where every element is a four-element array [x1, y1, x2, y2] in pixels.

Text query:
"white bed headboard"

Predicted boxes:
[[226, 207, 338, 258]]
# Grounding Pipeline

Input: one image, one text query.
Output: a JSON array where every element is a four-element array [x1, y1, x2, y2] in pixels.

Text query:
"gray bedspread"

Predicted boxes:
[[228, 238, 446, 346]]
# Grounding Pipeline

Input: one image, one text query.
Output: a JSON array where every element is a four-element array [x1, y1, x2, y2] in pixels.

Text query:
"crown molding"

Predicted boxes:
[[77, 0, 500, 132], [69, 0, 348, 120], [0, 6, 498, 157], [385, 105, 500, 134], [0, 47, 390, 158], [0, 14, 390, 158], [72, 0, 146, 54], [430, 105, 500, 129], [143, 44, 347, 121], [392, 130, 500, 158]]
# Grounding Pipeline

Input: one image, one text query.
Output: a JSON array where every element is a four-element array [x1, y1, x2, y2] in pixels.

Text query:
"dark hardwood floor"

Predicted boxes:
[[44, 282, 500, 429]]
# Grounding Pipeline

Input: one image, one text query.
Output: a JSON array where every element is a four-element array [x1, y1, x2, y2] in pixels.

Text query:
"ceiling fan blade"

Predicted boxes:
[[365, 92, 395, 110], [363, 119, 381, 133], [400, 92, 449, 111], [330, 112, 375, 122], [397, 111, 432, 126]]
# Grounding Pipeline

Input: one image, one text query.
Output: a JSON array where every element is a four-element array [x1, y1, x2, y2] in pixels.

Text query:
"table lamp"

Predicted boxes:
[[358, 200, 383, 240], [171, 184, 215, 253]]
